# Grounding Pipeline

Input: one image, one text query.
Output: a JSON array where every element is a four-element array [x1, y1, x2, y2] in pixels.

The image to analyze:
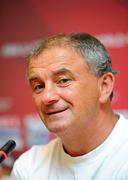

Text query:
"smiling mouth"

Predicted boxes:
[[46, 108, 68, 115]]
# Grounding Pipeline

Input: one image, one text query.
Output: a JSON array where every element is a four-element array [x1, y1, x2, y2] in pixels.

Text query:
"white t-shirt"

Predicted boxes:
[[10, 114, 128, 180]]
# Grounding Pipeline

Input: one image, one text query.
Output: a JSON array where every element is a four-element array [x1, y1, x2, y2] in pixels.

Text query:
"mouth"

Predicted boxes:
[[46, 108, 69, 115]]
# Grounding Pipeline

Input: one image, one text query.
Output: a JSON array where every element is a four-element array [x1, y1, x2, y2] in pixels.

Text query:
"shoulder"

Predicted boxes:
[[113, 113, 128, 148], [117, 113, 128, 131], [11, 138, 61, 179], [16, 137, 60, 164]]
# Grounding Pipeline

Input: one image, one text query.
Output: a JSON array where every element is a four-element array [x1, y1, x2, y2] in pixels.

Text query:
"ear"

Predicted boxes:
[[98, 72, 115, 103]]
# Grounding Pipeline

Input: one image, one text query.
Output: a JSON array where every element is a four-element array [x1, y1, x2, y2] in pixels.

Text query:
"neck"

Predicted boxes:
[[58, 110, 118, 157]]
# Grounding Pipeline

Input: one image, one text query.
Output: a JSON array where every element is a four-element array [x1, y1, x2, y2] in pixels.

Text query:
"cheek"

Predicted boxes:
[[67, 82, 100, 109], [59, 87, 78, 104], [32, 94, 42, 110]]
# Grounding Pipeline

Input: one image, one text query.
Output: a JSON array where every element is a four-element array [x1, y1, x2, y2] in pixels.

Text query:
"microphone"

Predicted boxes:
[[0, 140, 16, 163]]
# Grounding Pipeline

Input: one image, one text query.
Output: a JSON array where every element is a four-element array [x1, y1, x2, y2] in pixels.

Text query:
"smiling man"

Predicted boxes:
[[11, 33, 128, 180]]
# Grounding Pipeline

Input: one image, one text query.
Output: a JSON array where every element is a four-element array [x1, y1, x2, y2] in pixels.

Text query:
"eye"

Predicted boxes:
[[32, 83, 44, 93], [57, 78, 71, 87]]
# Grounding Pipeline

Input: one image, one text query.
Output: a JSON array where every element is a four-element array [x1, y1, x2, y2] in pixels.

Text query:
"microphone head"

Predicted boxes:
[[0, 139, 16, 163]]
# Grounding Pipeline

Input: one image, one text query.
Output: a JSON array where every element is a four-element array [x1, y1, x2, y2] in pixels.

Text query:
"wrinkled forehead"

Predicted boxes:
[[27, 46, 90, 80], [28, 46, 87, 68]]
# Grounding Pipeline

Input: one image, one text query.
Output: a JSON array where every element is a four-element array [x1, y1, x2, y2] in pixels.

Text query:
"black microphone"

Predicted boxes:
[[0, 140, 16, 163]]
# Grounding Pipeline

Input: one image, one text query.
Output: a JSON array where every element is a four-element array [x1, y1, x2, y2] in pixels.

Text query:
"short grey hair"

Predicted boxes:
[[28, 32, 117, 77]]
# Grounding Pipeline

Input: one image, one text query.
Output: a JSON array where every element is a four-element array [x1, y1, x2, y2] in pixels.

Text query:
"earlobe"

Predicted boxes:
[[99, 73, 115, 103]]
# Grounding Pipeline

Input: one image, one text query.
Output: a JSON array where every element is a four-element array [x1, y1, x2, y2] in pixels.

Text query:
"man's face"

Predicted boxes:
[[28, 46, 101, 135]]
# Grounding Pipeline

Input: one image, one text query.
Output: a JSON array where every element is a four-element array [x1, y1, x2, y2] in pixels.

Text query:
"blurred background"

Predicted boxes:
[[0, 0, 128, 178]]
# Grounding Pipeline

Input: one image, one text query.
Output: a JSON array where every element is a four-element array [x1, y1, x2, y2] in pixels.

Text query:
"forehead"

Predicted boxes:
[[28, 46, 90, 79], [29, 46, 87, 68]]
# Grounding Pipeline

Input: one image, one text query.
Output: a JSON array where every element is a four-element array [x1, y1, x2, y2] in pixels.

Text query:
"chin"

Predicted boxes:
[[47, 122, 69, 134]]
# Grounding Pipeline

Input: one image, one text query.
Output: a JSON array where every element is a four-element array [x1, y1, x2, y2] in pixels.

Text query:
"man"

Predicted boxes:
[[10, 32, 128, 179]]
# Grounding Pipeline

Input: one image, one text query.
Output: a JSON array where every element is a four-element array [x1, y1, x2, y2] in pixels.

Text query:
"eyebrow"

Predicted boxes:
[[28, 75, 40, 83], [51, 68, 72, 76], [28, 68, 72, 83]]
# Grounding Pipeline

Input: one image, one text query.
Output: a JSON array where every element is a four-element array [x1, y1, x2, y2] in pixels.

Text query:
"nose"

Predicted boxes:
[[41, 83, 60, 105]]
